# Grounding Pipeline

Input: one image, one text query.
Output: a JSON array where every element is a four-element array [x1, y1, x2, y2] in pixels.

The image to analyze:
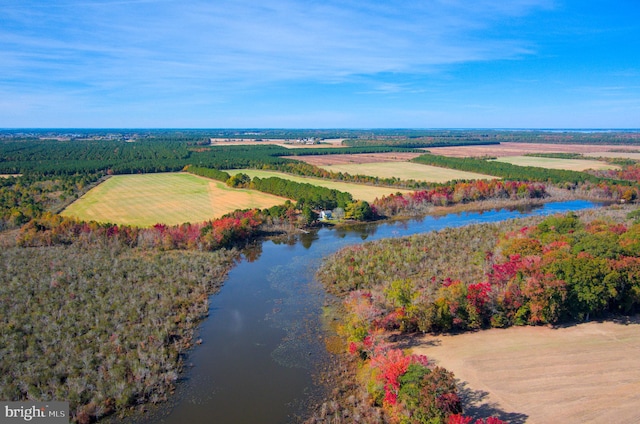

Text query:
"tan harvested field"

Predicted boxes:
[[493, 156, 619, 171], [427, 142, 639, 158], [288, 152, 424, 166], [320, 161, 497, 183], [61, 172, 287, 227], [411, 319, 640, 424], [230, 169, 414, 202], [585, 150, 640, 160]]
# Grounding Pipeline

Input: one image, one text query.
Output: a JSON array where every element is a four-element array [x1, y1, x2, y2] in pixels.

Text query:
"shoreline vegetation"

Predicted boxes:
[[1, 130, 639, 423]]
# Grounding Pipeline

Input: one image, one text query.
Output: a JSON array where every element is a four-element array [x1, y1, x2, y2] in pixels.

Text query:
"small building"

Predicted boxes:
[[320, 210, 333, 220]]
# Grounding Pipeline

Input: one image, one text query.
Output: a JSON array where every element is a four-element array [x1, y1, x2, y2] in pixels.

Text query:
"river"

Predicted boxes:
[[141, 200, 602, 424]]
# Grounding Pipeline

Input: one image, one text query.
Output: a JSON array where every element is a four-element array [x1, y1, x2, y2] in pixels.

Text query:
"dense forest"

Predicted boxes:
[[0, 141, 292, 175], [0, 173, 104, 230], [318, 209, 640, 326]]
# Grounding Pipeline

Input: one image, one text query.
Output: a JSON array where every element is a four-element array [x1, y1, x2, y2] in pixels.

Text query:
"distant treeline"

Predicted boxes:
[[342, 139, 499, 149], [2, 133, 638, 178], [0, 139, 416, 176], [341, 130, 640, 146], [0, 141, 295, 175], [4, 128, 637, 144], [280, 146, 423, 155]]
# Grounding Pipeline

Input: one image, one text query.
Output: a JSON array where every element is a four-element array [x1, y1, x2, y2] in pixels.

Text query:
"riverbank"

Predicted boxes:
[[378, 186, 617, 220]]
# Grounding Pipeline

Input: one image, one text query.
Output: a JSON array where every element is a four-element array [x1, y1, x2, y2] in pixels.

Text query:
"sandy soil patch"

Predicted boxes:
[[411, 319, 640, 424], [427, 142, 638, 158], [288, 152, 424, 166]]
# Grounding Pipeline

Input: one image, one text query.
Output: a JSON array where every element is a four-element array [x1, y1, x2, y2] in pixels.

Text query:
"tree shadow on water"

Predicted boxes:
[[457, 380, 528, 424]]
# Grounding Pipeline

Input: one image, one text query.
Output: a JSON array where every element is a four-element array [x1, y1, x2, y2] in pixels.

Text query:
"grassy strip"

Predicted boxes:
[[0, 242, 239, 422]]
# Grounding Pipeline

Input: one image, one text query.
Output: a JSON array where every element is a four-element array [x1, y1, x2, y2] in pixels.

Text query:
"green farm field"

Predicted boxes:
[[230, 169, 414, 202], [61, 172, 287, 227], [493, 155, 619, 171], [320, 161, 497, 183]]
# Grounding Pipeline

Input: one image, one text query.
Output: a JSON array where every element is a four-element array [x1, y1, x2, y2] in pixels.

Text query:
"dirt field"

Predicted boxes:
[[288, 152, 424, 166], [61, 173, 287, 227], [411, 319, 640, 424], [493, 156, 618, 171], [427, 142, 640, 158]]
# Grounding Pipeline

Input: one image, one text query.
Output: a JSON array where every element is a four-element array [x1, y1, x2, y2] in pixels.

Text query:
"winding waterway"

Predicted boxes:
[[143, 200, 602, 424]]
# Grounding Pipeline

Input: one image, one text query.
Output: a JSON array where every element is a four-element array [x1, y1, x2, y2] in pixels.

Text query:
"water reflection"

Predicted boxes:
[[299, 231, 319, 249]]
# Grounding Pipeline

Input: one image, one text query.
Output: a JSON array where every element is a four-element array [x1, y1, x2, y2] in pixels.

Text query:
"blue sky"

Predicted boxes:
[[1, 0, 639, 128]]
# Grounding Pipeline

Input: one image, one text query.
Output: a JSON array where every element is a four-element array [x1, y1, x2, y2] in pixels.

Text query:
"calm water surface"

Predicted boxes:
[[144, 200, 602, 424]]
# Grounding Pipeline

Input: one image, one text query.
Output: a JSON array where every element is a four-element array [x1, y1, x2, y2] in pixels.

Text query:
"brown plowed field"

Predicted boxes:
[[411, 319, 640, 424], [285, 152, 424, 166], [426, 142, 638, 158]]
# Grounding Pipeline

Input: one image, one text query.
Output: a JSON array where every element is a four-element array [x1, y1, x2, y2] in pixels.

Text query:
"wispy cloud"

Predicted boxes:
[[1, 0, 552, 92]]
